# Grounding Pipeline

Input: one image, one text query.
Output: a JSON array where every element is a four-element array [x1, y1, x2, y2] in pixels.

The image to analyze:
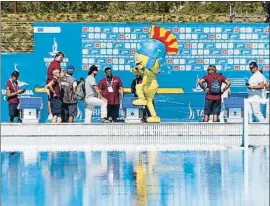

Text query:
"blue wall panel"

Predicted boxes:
[[1, 23, 269, 122]]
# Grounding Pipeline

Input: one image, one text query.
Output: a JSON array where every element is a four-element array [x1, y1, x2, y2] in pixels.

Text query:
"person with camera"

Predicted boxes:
[[6, 71, 25, 123], [246, 62, 266, 122]]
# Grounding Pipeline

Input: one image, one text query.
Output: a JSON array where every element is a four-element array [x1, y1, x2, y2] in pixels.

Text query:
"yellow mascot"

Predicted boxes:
[[131, 25, 179, 123]]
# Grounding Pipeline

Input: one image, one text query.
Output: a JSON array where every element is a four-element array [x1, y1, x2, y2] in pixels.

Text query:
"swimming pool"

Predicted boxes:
[[1, 148, 269, 206]]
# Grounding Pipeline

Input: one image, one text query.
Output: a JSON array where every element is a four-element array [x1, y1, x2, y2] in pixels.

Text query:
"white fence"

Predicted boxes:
[[1, 121, 268, 152]]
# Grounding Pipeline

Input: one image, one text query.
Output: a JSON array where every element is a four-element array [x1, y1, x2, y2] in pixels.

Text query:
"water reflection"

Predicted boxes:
[[1, 148, 269, 206]]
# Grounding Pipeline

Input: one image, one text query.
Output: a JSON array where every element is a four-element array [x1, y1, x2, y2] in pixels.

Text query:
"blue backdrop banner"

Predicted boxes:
[[1, 23, 269, 122]]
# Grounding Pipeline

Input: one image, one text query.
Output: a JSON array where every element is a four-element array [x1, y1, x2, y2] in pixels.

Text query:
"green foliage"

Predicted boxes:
[[262, 1, 270, 15], [1, 2, 266, 15]]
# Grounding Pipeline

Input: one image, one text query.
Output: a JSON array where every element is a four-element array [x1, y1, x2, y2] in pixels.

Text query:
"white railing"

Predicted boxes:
[[243, 98, 269, 149]]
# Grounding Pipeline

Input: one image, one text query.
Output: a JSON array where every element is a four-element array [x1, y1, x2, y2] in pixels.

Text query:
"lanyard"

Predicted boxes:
[[106, 77, 113, 87], [9, 80, 18, 92]]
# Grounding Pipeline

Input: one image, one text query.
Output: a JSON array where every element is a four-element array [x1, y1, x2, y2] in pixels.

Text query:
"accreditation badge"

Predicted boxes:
[[108, 86, 114, 93]]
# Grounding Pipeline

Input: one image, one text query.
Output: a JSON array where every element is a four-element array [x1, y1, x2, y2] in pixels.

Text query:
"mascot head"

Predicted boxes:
[[135, 25, 179, 74]]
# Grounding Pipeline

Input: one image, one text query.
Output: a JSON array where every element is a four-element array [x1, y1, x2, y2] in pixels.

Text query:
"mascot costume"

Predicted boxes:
[[131, 25, 179, 123]]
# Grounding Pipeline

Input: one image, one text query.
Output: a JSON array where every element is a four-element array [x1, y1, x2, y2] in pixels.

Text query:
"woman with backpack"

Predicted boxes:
[[198, 65, 231, 122]]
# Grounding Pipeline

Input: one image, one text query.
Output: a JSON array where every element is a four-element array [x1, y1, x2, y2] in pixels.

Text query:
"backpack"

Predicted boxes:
[[61, 76, 77, 104], [210, 76, 221, 94], [75, 78, 86, 100]]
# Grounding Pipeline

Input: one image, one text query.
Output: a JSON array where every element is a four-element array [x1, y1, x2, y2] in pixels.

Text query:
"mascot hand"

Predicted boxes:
[[130, 68, 137, 73], [130, 68, 141, 75]]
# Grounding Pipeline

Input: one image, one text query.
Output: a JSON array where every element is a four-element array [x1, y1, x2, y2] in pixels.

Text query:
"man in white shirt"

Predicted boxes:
[[246, 62, 266, 122], [84, 65, 110, 123]]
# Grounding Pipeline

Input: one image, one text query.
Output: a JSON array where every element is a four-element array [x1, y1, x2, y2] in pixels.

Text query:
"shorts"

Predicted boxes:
[[62, 103, 78, 118], [204, 99, 221, 115], [8, 103, 19, 117], [50, 97, 62, 117]]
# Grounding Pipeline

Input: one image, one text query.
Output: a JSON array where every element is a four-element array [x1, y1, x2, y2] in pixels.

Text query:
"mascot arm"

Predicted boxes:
[[130, 68, 142, 76]]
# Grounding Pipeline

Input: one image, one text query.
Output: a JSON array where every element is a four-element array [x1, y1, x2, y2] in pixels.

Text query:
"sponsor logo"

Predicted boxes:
[[143, 27, 148, 33], [45, 38, 68, 67], [192, 75, 204, 93], [200, 34, 208, 39], [188, 103, 204, 120], [167, 59, 173, 64], [234, 27, 239, 32], [103, 28, 111, 33], [49, 38, 58, 56], [119, 34, 124, 39], [133, 28, 141, 32], [254, 28, 263, 32], [82, 27, 88, 32], [186, 44, 191, 48], [173, 66, 179, 71]]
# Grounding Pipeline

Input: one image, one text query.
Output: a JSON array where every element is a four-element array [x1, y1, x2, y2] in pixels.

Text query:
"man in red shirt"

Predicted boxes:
[[6, 71, 25, 123], [98, 67, 124, 122], [46, 51, 64, 120], [198, 65, 231, 122], [46, 69, 62, 123]]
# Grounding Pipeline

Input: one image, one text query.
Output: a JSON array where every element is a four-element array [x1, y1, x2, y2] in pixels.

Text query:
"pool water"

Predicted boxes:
[[1, 148, 269, 206]]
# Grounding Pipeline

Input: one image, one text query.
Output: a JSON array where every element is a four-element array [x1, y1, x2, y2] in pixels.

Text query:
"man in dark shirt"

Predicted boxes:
[[131, 75, 143, 97], [98, 67, 124, 122], [131, 75, 154, 122], [6, 71, 25, 123], [46, 69, 62, 123], [199, 65, 231, 122], [46, 51, 64, 121]]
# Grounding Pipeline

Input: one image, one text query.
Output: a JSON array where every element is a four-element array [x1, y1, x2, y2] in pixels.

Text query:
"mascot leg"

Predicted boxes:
[[133, 83, 147, 106], [144, 82, 160, 123]]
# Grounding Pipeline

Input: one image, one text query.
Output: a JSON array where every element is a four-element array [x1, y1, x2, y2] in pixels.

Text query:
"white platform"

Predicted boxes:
[[1, 123, 269, 151]]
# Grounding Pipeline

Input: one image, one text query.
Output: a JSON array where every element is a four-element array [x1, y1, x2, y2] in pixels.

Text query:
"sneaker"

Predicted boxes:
[[101, 118, 111, 123], [48, 114, 53, 120], [17, 119, 22, 123], [56, 117, 62, 123]]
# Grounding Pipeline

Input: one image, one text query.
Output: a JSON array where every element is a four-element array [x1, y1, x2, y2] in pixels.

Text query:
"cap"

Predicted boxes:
[[66, 65, 74, 74], [88, 65, 98, 75]]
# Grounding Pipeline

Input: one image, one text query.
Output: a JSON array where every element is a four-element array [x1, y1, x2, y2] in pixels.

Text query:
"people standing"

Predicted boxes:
[[198, 65, 231, 122], [98, 67, 124, 122], [219, 73, 231, 123], [84, 65, 110, 123], [246, 62, 266, 122], [46, 51, 64, 121], [6, 71, 25, 123], [60, 65, 78, 123], [46, 69, 62, 123]]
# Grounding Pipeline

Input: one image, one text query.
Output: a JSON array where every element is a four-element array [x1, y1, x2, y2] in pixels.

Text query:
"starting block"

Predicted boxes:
[[18, 97, 43, 124], [224, 97, 244, 123], [122, 97, 144, 123]]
